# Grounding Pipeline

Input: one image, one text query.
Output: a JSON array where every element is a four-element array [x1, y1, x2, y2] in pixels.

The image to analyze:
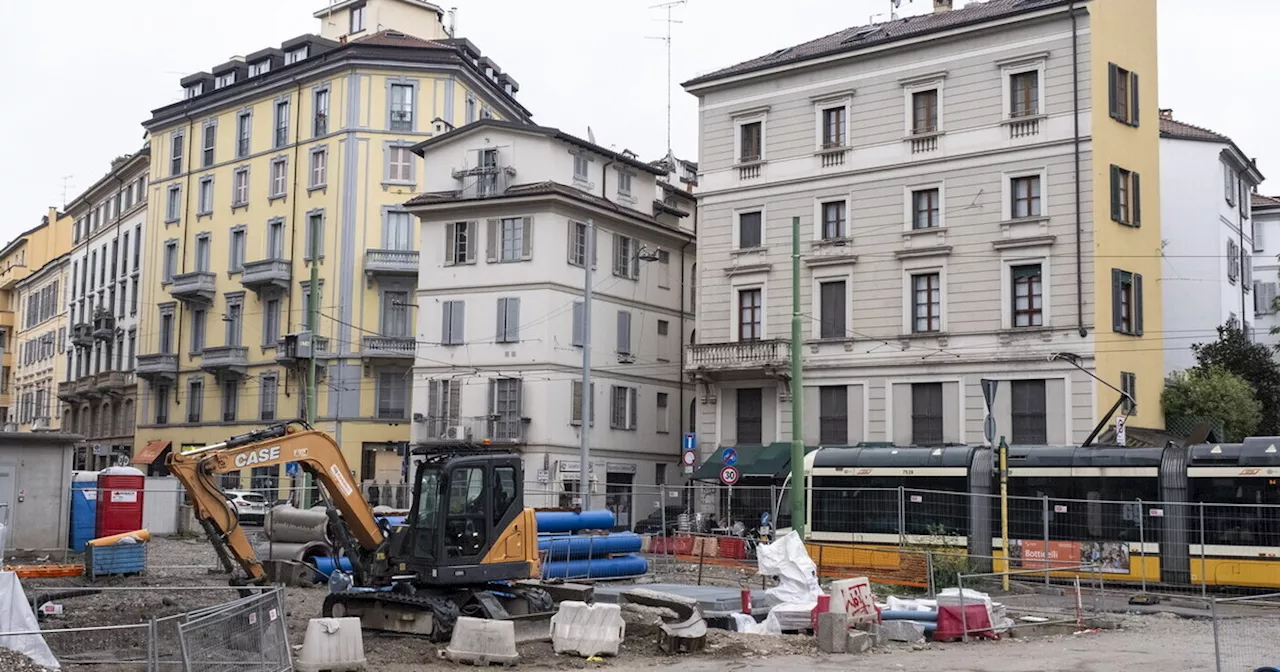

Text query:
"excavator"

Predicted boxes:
[[166, 421, 562, 641]]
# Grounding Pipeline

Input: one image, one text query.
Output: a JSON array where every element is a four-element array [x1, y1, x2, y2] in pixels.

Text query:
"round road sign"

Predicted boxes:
[[681, 449, 697, 466], [720, 466, 740, 486]]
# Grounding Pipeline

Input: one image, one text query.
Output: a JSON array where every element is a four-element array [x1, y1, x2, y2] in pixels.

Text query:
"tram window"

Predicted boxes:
[[1191, 478, 1280, 548]]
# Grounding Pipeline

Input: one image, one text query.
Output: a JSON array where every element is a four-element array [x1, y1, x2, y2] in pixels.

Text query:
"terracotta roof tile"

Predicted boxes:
[[1253, 193, 1280, 209], [353, 30, 449, 49], [404, 181, 684, 230], [1158, 116, 1231, 143]]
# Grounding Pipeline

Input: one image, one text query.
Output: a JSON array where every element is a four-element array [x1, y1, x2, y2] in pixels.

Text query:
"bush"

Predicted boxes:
[[1163, 366, 1262, 442]]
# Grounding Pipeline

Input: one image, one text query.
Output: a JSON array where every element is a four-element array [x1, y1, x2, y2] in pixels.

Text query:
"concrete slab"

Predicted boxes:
[[594, 583, 768, 615]]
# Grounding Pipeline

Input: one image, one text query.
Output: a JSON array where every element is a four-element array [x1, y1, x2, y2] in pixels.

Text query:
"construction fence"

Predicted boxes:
[[1211, 593, 1280, 672]]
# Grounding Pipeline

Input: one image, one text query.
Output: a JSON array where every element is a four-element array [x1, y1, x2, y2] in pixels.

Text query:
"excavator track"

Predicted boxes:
[[323, 590, 460, 642]]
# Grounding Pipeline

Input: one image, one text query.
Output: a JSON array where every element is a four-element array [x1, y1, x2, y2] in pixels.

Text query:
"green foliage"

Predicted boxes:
[[1190, 319, 1280, 434], [908, 523, 980, 592], [1162, 367, 1262, 442]]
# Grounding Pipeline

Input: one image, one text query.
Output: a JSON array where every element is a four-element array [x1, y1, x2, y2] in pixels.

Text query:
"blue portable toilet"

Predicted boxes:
[[70, 471, 100, 552]]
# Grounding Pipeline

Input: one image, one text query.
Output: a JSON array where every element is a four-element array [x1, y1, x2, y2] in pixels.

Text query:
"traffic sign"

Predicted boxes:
[[720, 466, 739, 486], [681, 449, 696, 467], [983, 415, 996, 444], [721, 447, 738, 467], [683, 433, 696, 451]]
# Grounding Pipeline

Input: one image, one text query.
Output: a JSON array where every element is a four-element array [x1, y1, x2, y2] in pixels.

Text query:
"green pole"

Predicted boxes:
[[304, 220, 320, 507], [789, 216, 805, 535]]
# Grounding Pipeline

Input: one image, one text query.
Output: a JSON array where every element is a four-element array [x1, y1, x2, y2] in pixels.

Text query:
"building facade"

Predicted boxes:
[[1158, 112, 1262, 374], [403, 121, 696, 526], [13, 254, 71, 432], [1250, 194, 1280, 348], [135, 0, 530, 491], [680, 0, 1164, 471], [56, 149, 150, 470]]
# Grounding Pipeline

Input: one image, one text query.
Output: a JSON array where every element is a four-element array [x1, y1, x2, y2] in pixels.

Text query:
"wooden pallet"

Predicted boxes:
[[4, 564, 85, 578]]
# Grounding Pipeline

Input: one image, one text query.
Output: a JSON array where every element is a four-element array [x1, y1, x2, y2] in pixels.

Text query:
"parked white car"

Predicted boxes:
[[224, 490, 268, 525]]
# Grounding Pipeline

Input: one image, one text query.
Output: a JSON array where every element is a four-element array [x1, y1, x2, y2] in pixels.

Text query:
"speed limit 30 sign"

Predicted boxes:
[[720, 466, 740, 486]]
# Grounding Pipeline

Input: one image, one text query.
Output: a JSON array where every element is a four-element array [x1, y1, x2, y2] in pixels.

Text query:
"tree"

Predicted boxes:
[[1191, 319, 1280, 435], [1162, 367, 1262, 442]]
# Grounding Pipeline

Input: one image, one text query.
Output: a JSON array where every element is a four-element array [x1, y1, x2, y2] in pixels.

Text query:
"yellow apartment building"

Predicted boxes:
[[134, 0, 531, 492], [13, 253, 71, 432]]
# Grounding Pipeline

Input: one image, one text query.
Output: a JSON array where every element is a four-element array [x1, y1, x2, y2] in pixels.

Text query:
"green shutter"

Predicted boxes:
[[1130, 73, 1140, 127], [1133, 273, 1144, 336], [1107, 64, 1118, 120], [1131, 172, 1141, 226], [1111, 269, 1124, 333], [1109, 166, 1122, 223]]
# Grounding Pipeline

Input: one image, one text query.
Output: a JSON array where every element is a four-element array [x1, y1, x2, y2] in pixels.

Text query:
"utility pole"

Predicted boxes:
[[788, 216, 805, 533], [305, 217, 320, 507], [579, 220, 595, 510], [647, 0, 686, 153]]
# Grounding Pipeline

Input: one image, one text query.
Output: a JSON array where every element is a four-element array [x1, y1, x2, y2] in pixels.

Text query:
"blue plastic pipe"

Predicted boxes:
[[313, 556, 353, 580], [541, 553, 648, 580], [537, 533, 642, 560], [880, 610, 939, 622], [534, 510, 616, 534]]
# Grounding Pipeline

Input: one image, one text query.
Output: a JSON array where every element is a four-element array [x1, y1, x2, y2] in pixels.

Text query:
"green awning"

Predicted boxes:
[[690, 443, 816, 481]]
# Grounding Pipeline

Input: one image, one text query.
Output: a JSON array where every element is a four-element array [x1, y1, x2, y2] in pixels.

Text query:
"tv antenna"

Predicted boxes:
[[647, 0, 686, 154], [61, 176, 74, 207]]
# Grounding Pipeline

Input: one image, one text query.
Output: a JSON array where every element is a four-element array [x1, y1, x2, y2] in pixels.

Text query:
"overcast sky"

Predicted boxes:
[[0, 0, 1273, 244]]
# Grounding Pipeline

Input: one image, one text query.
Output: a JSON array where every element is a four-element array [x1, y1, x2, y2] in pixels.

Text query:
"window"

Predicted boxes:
[[567, 221, 594, 267], [616, 171, 633, 198], [571, 302, 586, 347], [821, 106, 846, 148], [228, 227, 245, 273], [819, 386, 848, 445], [736, 388, 763, 444], [1224, 163, 1237, 206], [738, 211, 763, 249], [231, 168, 248, 207], [187, 379, 203, 423], [1256, 282, 1278, 316], [1011, 264, 1044, 328], [1109, 166, 1140, 226], [446, 221, 475, 265], [197, 177, 213, 215], [313, 89, 330, 136], [162, 241, 177, 283], [573, 154, 589, 182], [258, 371, 276, 419], [490, 378, 523, 441], [912, 188, 940, 229], [656, 392, 670, 434], [350, 2, 366, 32], [384, 210, 411, 250], [270, 158, 287, 198], [609, 386, 637, 430], [190, 309, 206, 354], [185, 84, 203, 99], [912, 272, 941, 333], [389, 83, 414, 131], [215, 72, 235, 89], [739, 121, 762, 162], [499, 217, 525, 261], [1228, 239, 1240, 283], [236, 112, 252, 158], [1120, 372, 1137, 415], [441, 300, 465, 345], [274, 100, 290, 148], [377, 371, 409, 420], [222, 380, 239, 422], [267, 218, 285, 258], [170, 132, 184, 176], [310, 148, 327, 188], [818, 280, 846, 339], [165, 185, 181, 222], [465, 94, 477, 124], [1010, 379, 1047, 444], [912, 89, 938, 134], [381, 291, 409, 338], [570, 381, 595, 426], [1111, 269, 1144, 336], [1011, 175, 1041, 218], [821, 201, 846, 240], [616, 311, 632, 356], [301, 282, 322, 330], [387, 145, 413, 183], [155, 385, 169, 425], [286, 47, 307, 64], [1108, 63, 1140, 126], [202, 124, 216, 168], [248, 60, 270, 78], [496, 297, 520, 343], [911, 382, 944, 446], [657, 319, 669, 336], [130, 278, 139, 314], [263, 297, 281, 345], [1010, 71, 1039, 117], [738, 288, 762, 341], [225, 298, 243, 346]]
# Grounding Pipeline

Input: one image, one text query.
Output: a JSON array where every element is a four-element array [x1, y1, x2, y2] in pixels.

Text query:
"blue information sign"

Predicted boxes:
[[722, 447, 738, 467], [683, 433, 696, 451]]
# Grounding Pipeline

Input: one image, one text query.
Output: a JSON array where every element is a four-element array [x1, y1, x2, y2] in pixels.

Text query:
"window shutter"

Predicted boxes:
[[441, 303, 452, 343], [1131, 172, 1141, 226], [572, 302, 585, 346], [521, 216, 533, 260], [495, 298, 507, 341], [515, 379, 523, 416], [445, 223, 456, 265], [628, 388, 638, 430], [464, 222, 477, 263], [1107, 64, 1118, 120], [1109, 166, 1122, 223], [1133, 273, 1144, 336], [488, 379, 496, 416], [427, 379, 440, 421], [617, 311, 631, 355], [1255, 222, 1265, 252], [1268, 284, 1279, 315], [506, 297, 520, 342], [566, 221, 577, 264], [571, 381, 582, 425], [630, 246, 641, 279], [450, 301, 465, 344], [591, 226, 598, 269], [1255, 284, 1264, 314], [1111, 269, 1123, 333], [448, 379, 461, 421], [486, 219, 498, 262], [1129, 73, 1139, 127]]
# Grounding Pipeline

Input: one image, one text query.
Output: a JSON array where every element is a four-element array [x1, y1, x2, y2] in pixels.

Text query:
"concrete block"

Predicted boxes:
[[619, 588, 700, 623], [846, 630, 874, 653], [829, 578, 877, 624], [881, 619, 926, 644], [295, 617, 367, 672], [817, 612, 850, 654], [550, 601, 626, 658], [854, 622, 886, 647], [444, 616, 519, 666]]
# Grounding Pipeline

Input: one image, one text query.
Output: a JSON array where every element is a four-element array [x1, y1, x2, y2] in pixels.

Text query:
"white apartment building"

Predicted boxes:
[[1158, 111, 1262, 374], [403, 120, 696, 527], [13, 254, 70, 432], [1251, 194, 1280, 346], [57, 149, 149, 470]]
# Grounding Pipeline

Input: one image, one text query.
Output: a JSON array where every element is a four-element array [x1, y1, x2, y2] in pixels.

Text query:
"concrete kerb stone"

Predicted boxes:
[[444, 616, 520, 666], [846, 629, 874, 653], [880, 619, 927, 644], [817, 612, 850, 654], [550, 601, 626, 658]]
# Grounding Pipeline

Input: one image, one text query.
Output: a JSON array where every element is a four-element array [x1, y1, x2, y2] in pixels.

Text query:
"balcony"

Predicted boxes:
[[0, 264, 29, 290], [686, 339, 791, 377], [169, 271, 217, 304], [364, 249, 419, 277], [93, 310, 116, 340], [95, 371, 135, 395], [241, 258, 292, 293], [276, 332, 330, 366], [414, 415, 527, 446], [57, 381, 80, 403], [199, 346, 249, 378], [136, 353, 179, 382], [360, 335, 415, 361], [452, 165, 516, 199], [71, 323, 93, 348], [76, 375, 102, 400]]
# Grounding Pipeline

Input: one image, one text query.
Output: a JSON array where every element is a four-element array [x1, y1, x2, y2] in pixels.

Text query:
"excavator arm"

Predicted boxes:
[[166, 423, 385, 582]]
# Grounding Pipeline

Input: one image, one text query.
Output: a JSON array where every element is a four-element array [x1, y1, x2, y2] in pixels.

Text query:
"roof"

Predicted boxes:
[[1159, 116, 1231, 143], [683, 0, 1071, 88], [1094, 425, 1189, 449], [409, 119, 665, 176], [1253, 193, 1280, 210], [65, 146, 151, 215], [691, 443, 817, 481], [404, 181, 689, 233], [353, 29, 447, 49]]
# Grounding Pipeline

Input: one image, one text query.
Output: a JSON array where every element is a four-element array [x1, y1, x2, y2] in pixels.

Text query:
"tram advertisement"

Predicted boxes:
[[1008, 540, 1131, 574]]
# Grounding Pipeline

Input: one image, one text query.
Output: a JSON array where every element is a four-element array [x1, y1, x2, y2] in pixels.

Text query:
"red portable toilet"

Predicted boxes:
[[96, 466, 146, 538]]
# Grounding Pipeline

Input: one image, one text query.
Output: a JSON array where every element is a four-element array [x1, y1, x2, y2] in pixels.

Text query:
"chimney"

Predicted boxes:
[[1159, 108, 1173, 120], [933, 0, 953, 13]]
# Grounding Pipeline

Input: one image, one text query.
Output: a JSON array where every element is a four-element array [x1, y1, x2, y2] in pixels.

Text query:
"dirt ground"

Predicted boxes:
[[17, 535, 1278, 672]]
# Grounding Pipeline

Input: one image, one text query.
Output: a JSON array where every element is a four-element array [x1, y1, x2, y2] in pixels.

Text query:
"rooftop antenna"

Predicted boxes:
[[587, 126, 596, 144], [647, 0, 687, 154], [61, 176, 74, 207]]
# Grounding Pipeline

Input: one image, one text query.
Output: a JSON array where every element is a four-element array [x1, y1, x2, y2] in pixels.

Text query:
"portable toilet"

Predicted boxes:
[[70, 471, 100, 552], [95, 466, 146, 538]]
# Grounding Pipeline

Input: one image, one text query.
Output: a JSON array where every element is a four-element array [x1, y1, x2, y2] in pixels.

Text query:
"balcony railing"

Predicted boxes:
[[364, 249, 419, 277], [95, 370, 134, 393], [93, 311, 116, 340], [57, 381, 80, 402], [416, 415, 526, 445], [71, 323, 94, 347], [199, 346, 249, 378], [686, 339, 792, 371], [169, 271, 217, 304], [136, 353, 179, 382], [452, 165, 516, 199], [240, 258, 292, 293], [361, 335, 415, 360]]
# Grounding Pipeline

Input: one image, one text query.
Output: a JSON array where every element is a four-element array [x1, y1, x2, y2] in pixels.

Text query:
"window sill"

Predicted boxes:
[[268, 194, 288, 204], [902, 226, 943, 238], [196, 212, 212, 221], [898, 331, 948, 341], [164, 219, 180, 227], [1001, 114, 1047, 126], [442, 260, 478, 268], [308, 184, 328, 194], [572, 177, 594, 190], [903, 130, 945, 141], [381, 181, 417, 190], [896, 245, 952, 260], [731, 245, 769, 256], [231, 203, 249, 214]]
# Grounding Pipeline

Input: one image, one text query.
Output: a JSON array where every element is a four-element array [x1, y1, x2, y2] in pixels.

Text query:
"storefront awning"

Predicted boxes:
[[133, 440, 172, 466], [690, 443, 816, 482]]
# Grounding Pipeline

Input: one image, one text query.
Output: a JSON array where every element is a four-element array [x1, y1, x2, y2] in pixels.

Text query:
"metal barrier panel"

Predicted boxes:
[[1212, 594, 1280, 672], [177, 589, 292, 672]]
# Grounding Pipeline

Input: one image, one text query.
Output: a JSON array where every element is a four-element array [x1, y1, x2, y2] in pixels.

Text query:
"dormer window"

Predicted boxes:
[[184, 83, 203, 99], [286, 47, 308, 64], [248, 61, 271, 77], [215, 72, 236, 89]]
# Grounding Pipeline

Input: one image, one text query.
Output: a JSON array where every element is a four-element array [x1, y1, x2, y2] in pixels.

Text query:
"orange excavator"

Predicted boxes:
[[167, 421, 558, 641]]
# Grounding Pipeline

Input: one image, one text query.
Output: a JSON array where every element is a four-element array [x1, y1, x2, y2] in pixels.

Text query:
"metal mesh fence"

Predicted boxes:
[[1211, 594, 1280, 672], [176, 589, 291, 672]]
